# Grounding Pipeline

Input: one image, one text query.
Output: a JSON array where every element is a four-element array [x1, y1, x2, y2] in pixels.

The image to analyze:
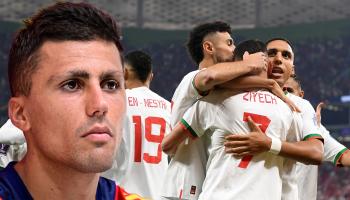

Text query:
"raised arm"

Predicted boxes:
[[194, 52, 267, 94], [219, 76, 300, 112]]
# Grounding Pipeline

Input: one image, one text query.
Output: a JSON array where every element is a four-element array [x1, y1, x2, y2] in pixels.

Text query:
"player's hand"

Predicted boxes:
[[270, 80, 301, 112], [224, 116, 271, 157], [243, 51, 268, 74], [315, 102, 324, 127]]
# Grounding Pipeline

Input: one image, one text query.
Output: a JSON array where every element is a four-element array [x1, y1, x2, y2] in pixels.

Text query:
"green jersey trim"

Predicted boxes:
[[303, 134, 323, 141], [333, 147, 348, 165], [180, 119, 198, 138]]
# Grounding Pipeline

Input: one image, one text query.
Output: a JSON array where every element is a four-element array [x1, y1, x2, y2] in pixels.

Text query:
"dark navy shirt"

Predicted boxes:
[[0, 162, 124, 200]]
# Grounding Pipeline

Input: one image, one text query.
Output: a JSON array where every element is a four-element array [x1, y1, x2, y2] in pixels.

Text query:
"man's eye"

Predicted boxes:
[[282, 51, 292, 59], [62, 80, 81, 91], [283, 87, 294, 93], [102, 80, 119, 91], [267, 49, 277, 57], [228, 40, 233, 46]]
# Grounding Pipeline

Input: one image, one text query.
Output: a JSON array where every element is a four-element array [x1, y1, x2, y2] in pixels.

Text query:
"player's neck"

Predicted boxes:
[[198, 58, 215, 69], [126, 79, 149, 89], [15, 154, 99, 200]]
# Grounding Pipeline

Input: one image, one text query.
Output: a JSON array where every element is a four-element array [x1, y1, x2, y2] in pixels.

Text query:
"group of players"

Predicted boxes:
[[0, 1, 349, 200]]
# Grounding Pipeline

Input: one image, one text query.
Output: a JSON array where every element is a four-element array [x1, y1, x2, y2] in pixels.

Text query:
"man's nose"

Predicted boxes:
[[86, 86, 108, 118], [273, 52, 283, 65]]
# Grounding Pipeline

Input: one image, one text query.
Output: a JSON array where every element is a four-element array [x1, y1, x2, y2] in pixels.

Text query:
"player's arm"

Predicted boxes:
[[278, 138, 323, 165], [224, 117, 323, 165], [194, 52, 267, 94], [163, 100, 211, 156], [338, 150, 350, 166], [162, 120, 196, 156]]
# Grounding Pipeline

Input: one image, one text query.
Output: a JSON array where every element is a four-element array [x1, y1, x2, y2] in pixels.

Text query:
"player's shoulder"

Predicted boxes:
[[176, 70, 200, 87], [114, 184, 148, 200], [286, 92, 313, 110], [183, 69, 200, 79], [0, 162, 32, 199], [96, 177, 149, 200], [172, 70, 201, 100]]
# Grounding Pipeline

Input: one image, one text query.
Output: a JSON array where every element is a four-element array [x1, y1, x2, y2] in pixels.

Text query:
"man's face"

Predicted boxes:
[[21, 40, 125, 173], [266, 40, 294, 87], [283, 78, 304, 98], [211, 32, 235, 63]]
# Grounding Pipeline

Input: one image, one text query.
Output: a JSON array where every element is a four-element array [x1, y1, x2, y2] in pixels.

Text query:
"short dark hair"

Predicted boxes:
[[234, 39, 266, 61], [125, 50, 152, 83], [8, 2, 123, 97], [186, 21, 232, 65], [265, 37, 293, 50]]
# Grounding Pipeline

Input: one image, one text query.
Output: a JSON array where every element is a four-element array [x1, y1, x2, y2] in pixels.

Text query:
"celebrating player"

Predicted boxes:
[[103, 50, 171, 199], [283, 76, 350, 200], [163, 39, 306, 200]]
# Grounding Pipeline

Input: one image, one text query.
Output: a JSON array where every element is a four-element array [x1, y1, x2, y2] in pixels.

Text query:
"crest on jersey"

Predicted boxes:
[[0, 144, 9, 155]]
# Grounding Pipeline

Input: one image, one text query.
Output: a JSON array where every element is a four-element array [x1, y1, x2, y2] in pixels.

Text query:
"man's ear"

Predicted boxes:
[[203, 41, 214, 55], [149, 72, 153, 83], [124, 67, 129, 81], [8, 97, 30, 132], [300, 90, 305, 98]]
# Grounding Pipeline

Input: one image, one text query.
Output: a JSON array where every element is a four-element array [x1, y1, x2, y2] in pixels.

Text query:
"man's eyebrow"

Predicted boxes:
[[48, 70, 90, 84], [267, 48, 292, 55], [99, 69, 123, 80]]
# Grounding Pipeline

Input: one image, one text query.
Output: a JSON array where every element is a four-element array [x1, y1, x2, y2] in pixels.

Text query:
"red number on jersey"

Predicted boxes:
[[132, 115, 166, 164], [238, 112, 271, 168]]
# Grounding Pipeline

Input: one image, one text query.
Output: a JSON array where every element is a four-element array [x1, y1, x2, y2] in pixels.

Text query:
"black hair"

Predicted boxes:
[[234, 39, 266, 61], [125, 50, 152, 83], [186, 21, 232, 65], [8, 2, 123, 96], [265, 37, 293, 50]]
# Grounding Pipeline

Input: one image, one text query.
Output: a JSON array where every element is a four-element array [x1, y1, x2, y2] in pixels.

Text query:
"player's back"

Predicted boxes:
[[121, 86, 171, 199], [182, 89, 296, 200]]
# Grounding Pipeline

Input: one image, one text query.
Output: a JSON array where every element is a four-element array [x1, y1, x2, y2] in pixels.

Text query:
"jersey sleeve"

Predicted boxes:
[[170, 70, 204, 128], [0, 143, 27, 168], [320, 125, 348, 165], [180, 100, 216, 138], [0, 120, 25, 145], [300, 100, 323, 141], [285, 112, 303, 142]]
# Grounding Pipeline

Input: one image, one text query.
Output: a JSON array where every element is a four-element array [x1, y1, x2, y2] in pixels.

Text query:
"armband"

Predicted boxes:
[[269, 137, 282, 155]]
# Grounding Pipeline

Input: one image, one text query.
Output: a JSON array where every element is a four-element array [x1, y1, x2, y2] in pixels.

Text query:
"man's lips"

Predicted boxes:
[[270, 66, 284, 78], [82, 126, 112, 142], [271, 66, 284, 74]]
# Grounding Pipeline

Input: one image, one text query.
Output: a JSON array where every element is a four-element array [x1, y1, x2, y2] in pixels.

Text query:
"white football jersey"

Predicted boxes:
[[296, 124, 347, 200], [0, 120, 25, 145], [281, 93, 324, 200], [104, 87, 171, 200], [0, 120, 26, 168], [162, 70, 210, 200], [181, 89, 300, 200], [286, 93, 323, 140]]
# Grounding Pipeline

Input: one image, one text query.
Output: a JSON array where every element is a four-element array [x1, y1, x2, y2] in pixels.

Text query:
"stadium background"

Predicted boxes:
[[0, 0, 349, 199]]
